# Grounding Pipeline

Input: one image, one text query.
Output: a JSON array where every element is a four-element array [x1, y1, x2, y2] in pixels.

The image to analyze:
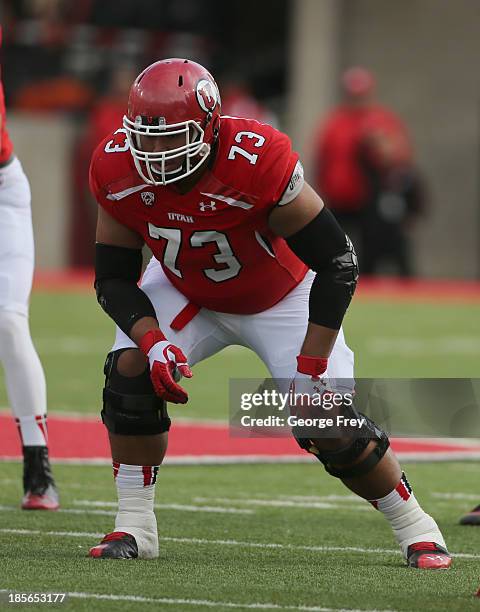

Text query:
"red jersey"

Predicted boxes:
[[0, 28, 14, 164], [90, 116, 307, 315]]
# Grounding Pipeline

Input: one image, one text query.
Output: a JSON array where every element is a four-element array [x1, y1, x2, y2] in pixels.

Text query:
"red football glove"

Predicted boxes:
[[139, 329, 193, 404]]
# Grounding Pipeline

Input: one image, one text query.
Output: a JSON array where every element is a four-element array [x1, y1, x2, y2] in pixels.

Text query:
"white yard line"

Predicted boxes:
[[1, 528, 104, 538], [278, 494, 362, 502], [0, 504, 115, 516], [0, 502, 252, 516], [0, 528, 478, 560], [72, 500, 253, 515], [0, 484, 374, 506], [5, 452, 480, 465], [431, 492, 480, 501], [0, 589, 395, 612], [160, 536, 479, 560], [72, 497, 368, 512], [193, 497, 369, 511], [68, 592, 396, 612]]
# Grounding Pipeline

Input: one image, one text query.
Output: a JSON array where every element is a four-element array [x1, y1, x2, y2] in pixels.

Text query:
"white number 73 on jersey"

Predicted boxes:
[[148, 225, 241, 282], [227, 131, 265, 165]]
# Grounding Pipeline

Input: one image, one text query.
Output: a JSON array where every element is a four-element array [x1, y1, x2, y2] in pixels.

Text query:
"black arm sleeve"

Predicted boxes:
[[94, 243, 158, 337], [286, 207, 358, 330]]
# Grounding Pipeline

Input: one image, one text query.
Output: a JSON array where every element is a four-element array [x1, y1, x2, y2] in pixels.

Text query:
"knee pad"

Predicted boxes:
[[294, 410, 390, 479], [102, 349, 171, 436]]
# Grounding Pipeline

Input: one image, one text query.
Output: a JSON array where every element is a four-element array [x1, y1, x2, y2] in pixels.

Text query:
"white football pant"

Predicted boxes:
[[0, 157, 47, 446], [112, 258, 355, 384]]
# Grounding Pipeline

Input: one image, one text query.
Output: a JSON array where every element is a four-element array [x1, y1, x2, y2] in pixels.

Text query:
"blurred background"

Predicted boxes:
[[1, 0, 479, 278]]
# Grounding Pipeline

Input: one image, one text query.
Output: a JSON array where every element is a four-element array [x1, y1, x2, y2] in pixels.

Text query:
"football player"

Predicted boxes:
[[88, 58, 450, 568], [0, 28, 58, 510]]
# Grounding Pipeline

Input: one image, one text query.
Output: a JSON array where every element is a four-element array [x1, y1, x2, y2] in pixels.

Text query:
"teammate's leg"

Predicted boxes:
[[240, 271, 450, 568], [89, 259, 231, 558], [0, 158, 57, 510]]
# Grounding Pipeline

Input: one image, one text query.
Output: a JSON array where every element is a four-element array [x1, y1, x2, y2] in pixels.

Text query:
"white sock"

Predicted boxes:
[[16, 414, 48, 446], [0, 310, 47, 445], [113, 463, 160, 559], [369, 472, 446, 558]]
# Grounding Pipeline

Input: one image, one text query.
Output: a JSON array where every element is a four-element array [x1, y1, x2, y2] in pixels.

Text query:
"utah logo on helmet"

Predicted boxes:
[[196, 78, 220, 113]]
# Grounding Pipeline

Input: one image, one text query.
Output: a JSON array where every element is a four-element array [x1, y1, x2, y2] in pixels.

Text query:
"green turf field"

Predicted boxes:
[[0, 461, 479, 611], [1, 290, 480, 611], [1, 290, 479, 420]]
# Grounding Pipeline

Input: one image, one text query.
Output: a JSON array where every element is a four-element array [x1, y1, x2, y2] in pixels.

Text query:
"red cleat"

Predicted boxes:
[[88, 532, 138, 559], [22, 485, 59, 510], [407, 542, 452, 569]]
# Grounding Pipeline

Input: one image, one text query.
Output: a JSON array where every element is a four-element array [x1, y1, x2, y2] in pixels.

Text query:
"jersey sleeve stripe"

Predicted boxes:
[[106, 183, 149, 201]]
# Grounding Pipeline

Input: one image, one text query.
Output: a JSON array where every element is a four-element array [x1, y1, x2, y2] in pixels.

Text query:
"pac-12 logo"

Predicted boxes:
[[196, 78, 219, 112], [141, 192, 155, 206]]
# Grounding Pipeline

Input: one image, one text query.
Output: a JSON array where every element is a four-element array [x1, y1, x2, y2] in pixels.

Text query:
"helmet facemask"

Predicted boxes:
[[123, 114, 211, 186]]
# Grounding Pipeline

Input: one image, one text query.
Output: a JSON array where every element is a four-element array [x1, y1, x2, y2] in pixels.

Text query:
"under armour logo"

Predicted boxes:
[[199, 201, 216, 211]]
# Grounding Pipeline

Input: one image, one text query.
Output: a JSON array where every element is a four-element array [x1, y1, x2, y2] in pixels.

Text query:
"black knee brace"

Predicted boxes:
[[294, 413, 390, 479], [101, 349, 171, 436]]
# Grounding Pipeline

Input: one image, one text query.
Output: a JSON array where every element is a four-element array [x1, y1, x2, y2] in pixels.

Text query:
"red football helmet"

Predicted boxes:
[[123, 58, 221, 185]]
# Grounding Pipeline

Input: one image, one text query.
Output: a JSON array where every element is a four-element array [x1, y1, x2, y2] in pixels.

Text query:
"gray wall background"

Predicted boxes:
[[288, 0, 480, 278], [9, 115, 75, 269]]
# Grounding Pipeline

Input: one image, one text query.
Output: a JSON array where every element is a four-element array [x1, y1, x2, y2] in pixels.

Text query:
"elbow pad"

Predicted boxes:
[[94, 243, 157, 336], [286, 207, 358, 329]]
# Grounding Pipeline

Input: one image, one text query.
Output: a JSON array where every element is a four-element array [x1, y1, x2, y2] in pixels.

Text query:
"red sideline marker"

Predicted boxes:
[[2, 412, 480, 464]]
